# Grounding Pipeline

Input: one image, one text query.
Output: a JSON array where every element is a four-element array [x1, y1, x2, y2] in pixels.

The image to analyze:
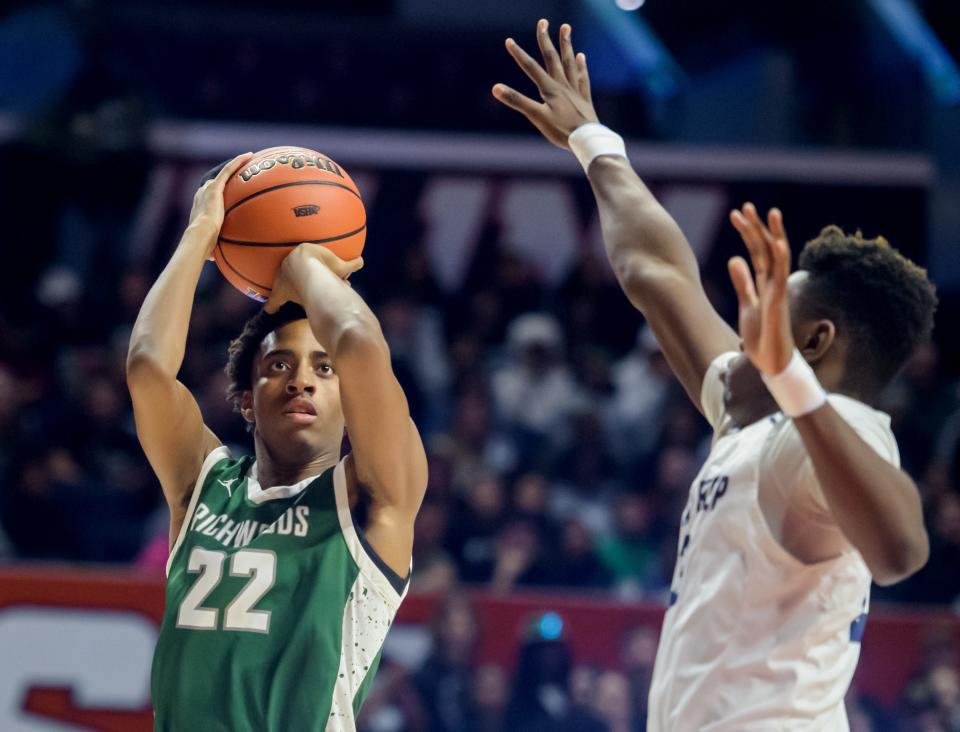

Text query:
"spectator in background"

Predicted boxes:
[[599, 494, 664, 596], [887, 492, 960, 605], [379, 294, 452, 434], [448, 473, 506, 583], [411, 500, 457, 593], [552, 404, 619, 490], [569, 664, 600, 712], [504, 613, 606, 732], [934, 406, 960, 495], [0, 363, 44, 548], [549, 404, 621, 538], [489, 518, 553, 593], [357, 657, 428, 732], [558, 252, 640, 356], [448, 388, 515, 491], [900, 625, 960, 730], [63, 372, 155, 558], [546, 520, 612, 589], [607, 327, 674, 468], [492, 313, 581, 471], [880, 343, 959, 477], [415, 594, 480, 732], [620, 625, 658, 728], [901, 663, 960, 731], [592, 671, 642, 732], [511, 472, 560, 552], [465, 664, 510, 732], [5, 446, 87, 559]]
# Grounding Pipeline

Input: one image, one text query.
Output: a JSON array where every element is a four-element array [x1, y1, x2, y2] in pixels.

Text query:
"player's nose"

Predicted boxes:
[[285, 362, 317, 394]]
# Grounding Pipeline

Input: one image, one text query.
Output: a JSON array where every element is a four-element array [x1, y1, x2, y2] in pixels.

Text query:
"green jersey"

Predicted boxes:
[[152, 446, 408, 731]]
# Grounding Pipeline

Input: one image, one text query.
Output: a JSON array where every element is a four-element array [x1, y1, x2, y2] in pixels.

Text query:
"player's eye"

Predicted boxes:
[[270, 360, 289, 371], [317, 363, 334, 375]]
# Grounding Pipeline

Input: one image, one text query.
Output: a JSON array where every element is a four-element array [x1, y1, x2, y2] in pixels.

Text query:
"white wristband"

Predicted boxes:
[[568, 123, 627, 173], [760, 349, 828, 418]]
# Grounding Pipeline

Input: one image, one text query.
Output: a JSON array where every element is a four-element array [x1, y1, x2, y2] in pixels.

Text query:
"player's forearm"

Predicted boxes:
[[793, 403, 929, 586], [587, 156, 702, 307], [127, 224, 212, 377], [291, 255, 386, 363]]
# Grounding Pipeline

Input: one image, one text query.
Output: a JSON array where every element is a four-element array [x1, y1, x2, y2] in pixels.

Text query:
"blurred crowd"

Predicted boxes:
[[3, 232, 960, 607], [1, 146, 960, 730]]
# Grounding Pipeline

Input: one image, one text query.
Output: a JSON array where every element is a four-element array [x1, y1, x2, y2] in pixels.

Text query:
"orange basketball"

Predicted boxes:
[[214, 146, 366, 302]]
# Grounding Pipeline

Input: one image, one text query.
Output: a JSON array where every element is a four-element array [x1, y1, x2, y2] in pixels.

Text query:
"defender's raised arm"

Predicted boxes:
[[493, 20, 739, 409]]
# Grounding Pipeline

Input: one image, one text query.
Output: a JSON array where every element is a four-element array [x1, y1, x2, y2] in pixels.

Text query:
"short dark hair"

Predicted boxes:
[[796, 226, 937, 394], [225, 303, 308, 413]]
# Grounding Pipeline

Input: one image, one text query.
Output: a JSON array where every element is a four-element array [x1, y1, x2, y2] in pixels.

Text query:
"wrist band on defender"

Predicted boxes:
[[760, 349, 828, 418], [568, 123, 627, 173]]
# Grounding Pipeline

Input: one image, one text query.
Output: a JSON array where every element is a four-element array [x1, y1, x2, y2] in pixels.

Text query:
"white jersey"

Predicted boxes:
[[648, 352, 900, 731]]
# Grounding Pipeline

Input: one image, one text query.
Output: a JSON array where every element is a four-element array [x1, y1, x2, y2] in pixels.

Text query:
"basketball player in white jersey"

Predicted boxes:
[[494, 20, 937, 730]]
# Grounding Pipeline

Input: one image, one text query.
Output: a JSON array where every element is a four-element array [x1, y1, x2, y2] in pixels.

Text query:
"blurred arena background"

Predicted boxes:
[[2, 0, 960, 730]]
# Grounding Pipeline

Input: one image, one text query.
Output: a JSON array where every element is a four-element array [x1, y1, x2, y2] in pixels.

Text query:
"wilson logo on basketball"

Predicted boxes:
[[240, 154, 344, 182], [293, 204, 321, 217]]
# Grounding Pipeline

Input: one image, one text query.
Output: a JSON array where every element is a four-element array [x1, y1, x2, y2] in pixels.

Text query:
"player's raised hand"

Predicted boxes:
[[492, 19, 598, 149], [265, 244, 364, 314], [728, 204, 795, 376], [187, 152, 255, 258]]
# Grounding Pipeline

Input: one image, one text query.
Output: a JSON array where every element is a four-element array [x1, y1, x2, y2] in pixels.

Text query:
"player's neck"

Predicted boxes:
[[729, 394, 779, 429], [252, 438, 340, 488]]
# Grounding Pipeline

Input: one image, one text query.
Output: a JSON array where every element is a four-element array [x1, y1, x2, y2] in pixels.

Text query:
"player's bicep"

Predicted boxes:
[[128, 370, 221, 509], [625, 266, 740, 414], [336, 335, 427, 514]]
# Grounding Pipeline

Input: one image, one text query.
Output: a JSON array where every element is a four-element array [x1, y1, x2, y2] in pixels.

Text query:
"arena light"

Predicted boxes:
[[538, 612, 564, 640], [586, 0, 682, 99], [868, 0, 960, 105]]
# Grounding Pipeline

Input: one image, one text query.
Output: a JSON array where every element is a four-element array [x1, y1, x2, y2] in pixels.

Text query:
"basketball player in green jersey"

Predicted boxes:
[[127, 153, 428, 731]]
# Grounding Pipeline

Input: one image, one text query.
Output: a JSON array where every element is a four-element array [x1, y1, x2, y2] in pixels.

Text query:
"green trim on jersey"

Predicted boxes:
[[152, 448, 407, 731]]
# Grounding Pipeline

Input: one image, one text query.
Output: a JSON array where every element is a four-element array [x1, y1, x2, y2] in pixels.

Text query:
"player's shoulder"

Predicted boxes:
[[826, 392, 891, 423], [198, 446, 252, 484], [827, 392, 899, 461], [766, 393, 899, 467], [700, 350, 739, 431]]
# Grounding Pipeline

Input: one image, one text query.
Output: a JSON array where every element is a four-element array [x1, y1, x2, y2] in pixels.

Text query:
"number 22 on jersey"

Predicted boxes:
[[176, 547, 276, 633]]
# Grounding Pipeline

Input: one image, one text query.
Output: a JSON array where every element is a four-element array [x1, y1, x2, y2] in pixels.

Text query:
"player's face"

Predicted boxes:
[[722, 273, 808, 425], [247, 319, 345, 454]]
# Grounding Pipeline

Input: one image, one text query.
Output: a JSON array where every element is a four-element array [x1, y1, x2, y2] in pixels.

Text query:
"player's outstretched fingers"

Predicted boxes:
[[735, 204, 771, 278], [577, 53, 591, 101], [492, 83, 543, 119], [767, 207, 788, 243], [535, 19, 564, 81], [559, 24, 578, 86], [762, 207, 791, 289], [728, 256, 759, 309], [505, 38, 553, 95]]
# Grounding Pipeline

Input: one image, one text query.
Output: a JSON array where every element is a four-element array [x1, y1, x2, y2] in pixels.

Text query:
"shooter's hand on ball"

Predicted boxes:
[[186, 152, 254, 259], [492, 19, 598, 149], [265, 244, 364, 314]]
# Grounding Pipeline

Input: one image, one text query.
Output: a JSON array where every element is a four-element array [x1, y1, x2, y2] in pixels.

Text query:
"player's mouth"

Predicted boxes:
[[282, 398, 317, 423]]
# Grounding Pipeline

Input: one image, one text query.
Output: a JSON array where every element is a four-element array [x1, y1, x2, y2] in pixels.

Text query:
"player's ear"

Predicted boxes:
[[798, 319, 836, 364], [240, 390, 255, 425]]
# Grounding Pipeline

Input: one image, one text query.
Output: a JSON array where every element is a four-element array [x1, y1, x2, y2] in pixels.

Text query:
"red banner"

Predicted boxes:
[[0, 567, 955, 730]]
